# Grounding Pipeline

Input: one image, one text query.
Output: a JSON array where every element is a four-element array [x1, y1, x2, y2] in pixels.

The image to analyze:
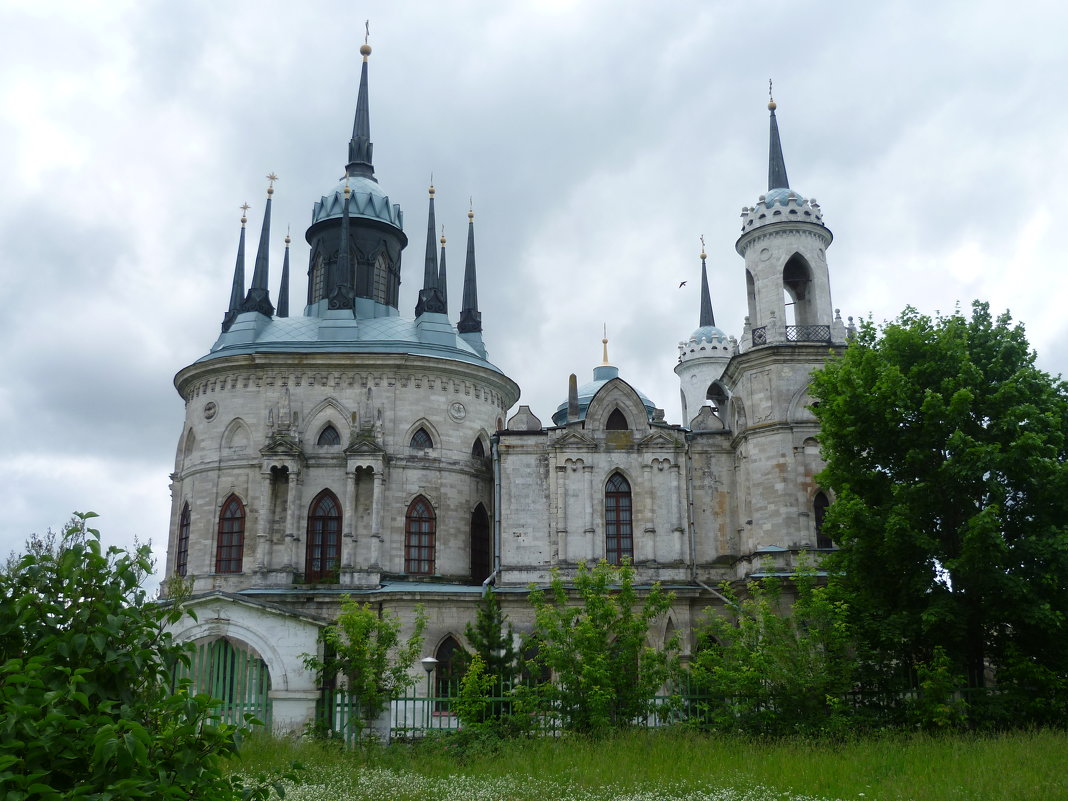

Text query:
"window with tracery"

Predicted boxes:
[[306, 490, 342, 582], [410, 427, 433, 450], [317, 424, 341, 447], [405, 496, 436, 574], [605, 473, 633, 565], [215, 495, 245, 573], [606, 408, 629, 430]]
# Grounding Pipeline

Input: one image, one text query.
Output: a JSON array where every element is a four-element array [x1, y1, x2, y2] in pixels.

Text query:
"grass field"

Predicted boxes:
[[231, 728, 1067, 801]]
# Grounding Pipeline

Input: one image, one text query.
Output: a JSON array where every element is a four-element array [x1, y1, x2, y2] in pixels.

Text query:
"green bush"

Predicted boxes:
[[0, 513, 268, 800]]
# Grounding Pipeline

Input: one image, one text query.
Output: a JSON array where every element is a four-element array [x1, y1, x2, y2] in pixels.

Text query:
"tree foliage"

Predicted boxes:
[[811, 302, 1068, 717], [524, 560, 678, 734], [0, 514, 260, 800], [304, 597, 426, 733], [688, 563, 855, 736], [464, 586, 518, 683]]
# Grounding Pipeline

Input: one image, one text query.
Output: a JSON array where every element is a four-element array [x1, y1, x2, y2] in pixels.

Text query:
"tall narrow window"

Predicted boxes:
[[410, 427, 433, 450], [176, 503, 191, 577], [814, 491, 832, 548], [317, 424, 341, 447], [305, 490, 342, 582], [470, 503, 491, 584], [405, 496, 436, 574], [215, 495, 245, 573], [471, 437, 486, 459], [606, 408, 629, 430], [434, 636, 466, 701], [605, 473, 633, 565]]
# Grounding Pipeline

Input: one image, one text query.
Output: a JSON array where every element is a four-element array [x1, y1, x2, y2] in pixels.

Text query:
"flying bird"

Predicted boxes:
[[678, 281, 687, 288]]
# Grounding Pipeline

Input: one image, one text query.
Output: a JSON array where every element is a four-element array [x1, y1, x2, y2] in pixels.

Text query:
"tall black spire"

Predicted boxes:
[[767, 86, 790, 191], [415, 184, 445, 315], [241, 175, 276, 316], [347, 29, 376, 180], [277, 231, 291, 318], [458, 206, 482, 334], [328, 183, 356, 310], [699, 238, 715, 328], [221, 204, 248, 332], [438, 226, 448, 314]]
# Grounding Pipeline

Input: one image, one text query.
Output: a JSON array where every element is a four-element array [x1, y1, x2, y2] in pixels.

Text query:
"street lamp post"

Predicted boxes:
[[420, 656, 439, 731]]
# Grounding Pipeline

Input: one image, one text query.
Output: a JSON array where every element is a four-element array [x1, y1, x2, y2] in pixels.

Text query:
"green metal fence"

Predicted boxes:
[[174, 638, 272, 729]]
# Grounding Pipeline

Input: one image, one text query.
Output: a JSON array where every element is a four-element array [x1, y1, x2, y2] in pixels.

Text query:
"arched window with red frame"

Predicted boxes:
[[306, 490, 342, 582], [405, 496, 436, 575], [605, 472, 633, 565], [215, 495, 245, 573]]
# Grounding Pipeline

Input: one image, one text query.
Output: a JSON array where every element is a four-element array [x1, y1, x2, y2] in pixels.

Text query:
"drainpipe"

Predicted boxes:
[[685, 441, 734, 608], [483, 434, 502, 595]]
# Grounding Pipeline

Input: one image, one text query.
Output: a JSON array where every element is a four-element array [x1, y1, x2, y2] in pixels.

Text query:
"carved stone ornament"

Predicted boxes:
[[204, 402, 218, 421], [448, 401, 467, 422]]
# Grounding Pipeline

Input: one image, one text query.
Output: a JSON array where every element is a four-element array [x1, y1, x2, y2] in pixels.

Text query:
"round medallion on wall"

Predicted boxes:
[[759, 247, 771, 262], [448, 401, 467, 422], [203, 401, 218, 421]]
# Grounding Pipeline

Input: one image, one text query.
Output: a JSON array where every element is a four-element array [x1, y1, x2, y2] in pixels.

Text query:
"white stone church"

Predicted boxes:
[[162, 43, 850, 731]]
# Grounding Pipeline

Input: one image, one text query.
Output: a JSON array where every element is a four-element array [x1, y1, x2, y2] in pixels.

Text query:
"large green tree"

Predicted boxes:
[[0, 514, 265, 799], [811, 302, 1068, 716]]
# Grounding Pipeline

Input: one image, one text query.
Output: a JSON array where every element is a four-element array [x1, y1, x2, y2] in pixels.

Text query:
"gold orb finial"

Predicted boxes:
[[266, 172, 278, 196], [362, 20, 371, 59], [468, 196, 474, 221], [284, 225, 291, 246], [240, 202, 250, 226], [428, 184, 435, 197], [768, 78, 776, 111], [440, 224, 446, 245], [344, 181, 351, 198], [700, 234, 707, 261]]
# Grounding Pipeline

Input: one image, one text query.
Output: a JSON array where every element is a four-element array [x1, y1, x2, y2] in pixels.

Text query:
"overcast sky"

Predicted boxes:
[[3, 1, 1066, 580]]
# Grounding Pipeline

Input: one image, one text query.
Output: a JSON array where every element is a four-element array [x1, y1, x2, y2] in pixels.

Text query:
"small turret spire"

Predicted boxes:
[[698, 235, 715, 328], [415, 183, 445, 315], [767, 80, 790, 191], [602, 323, 611, 366], [241, 175, 276, 316], [347, 21, 376, 180], [458, 204, 482, 334], [277, 229, 291, 318], [221, 203, 249, 332], [327, 182, 356, 310], [438, 225, 448, 314]]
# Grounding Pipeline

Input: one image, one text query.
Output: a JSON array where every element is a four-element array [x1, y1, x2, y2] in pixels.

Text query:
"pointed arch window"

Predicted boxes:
[[471, 437, 486, 459], [405, 496, 436, 575], [317, 424, 341, 447], [306, 490, 342, 582], [814, 491, 832, 548], [605, 473, 633, 565], [706, 383, 729, 418], [410, 427, 433, 450], [434, 636, 466, 700], [606, 408, 629, 430], [470, 503, 491, 584], [176, 503, 191, 577], [215, 495, 245, 574]]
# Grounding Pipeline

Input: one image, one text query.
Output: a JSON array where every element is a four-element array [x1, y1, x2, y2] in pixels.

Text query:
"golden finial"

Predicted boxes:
[[768, 79, 776, 111], [240, 202, 250, 226], [266, 172, 278, 195], [428, 180, 435, 197], [361, 20, 371, 59], [344, 179, 351, 198], [700, 234, 706, 261], [285, 225, 291, 246], [440, 224, 446, 245], [468, 196, 474, 221], [601, 323, 610, 366]]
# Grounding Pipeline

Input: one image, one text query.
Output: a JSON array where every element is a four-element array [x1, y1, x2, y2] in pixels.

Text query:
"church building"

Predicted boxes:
[[162, 42, 849, 731]]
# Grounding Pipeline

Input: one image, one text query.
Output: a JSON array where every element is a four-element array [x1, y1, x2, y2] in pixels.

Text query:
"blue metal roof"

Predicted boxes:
[[551, 364, 657, 426], [310, 175, 403, 230]]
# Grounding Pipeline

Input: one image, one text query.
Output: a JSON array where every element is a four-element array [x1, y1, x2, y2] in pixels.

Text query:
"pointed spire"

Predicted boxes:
[[347, 22, 376, 180], [222, 203, 249, 332], [327, 182, 356, 310], [458, 205, 482, 334], [277, 230, 291, 318], [241, 175, 276, 316], [767, 81, 790, 191], [437, 225, 448, 314], [699, 236, 715, 328], [415, 183, 445, 315], [602, 323, 611, 366]]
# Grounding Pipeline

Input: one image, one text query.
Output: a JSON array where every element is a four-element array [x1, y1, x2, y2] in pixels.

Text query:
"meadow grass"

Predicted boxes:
[[232, 727, 1068, 801]]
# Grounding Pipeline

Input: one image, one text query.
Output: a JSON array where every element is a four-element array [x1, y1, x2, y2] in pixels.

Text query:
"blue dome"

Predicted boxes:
[[689, 324, 728, 342], [551, 365, 657, 426], [764, 187, 806, 207], [310, 175, 403, 230]]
